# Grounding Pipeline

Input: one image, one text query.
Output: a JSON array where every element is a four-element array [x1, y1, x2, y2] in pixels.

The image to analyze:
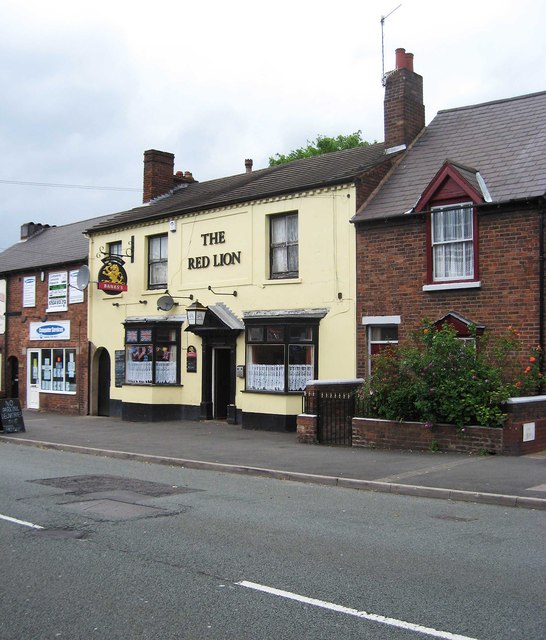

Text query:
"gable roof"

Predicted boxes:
[[353, 91, 546, 222], [0, 214, 115, 274], [86, 143, 387, 234]]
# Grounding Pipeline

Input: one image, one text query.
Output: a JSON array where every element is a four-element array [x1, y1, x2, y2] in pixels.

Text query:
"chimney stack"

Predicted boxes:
[[384, 48, 424, 152], [245, 158, 253, 173], [143, 150, 175, 203], [20, 222, 50, 241], [143, 150, 196, 203]]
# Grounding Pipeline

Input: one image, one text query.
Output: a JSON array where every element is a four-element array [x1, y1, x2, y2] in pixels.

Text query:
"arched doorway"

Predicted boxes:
[[7, 356, 19, 399], [97, 349, 111, 416]]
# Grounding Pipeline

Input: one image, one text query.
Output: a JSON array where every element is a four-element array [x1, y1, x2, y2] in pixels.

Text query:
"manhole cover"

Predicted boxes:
[[30, 527, 88, 540], [63, 498, 169, 521], [30, 475, 199, 497]]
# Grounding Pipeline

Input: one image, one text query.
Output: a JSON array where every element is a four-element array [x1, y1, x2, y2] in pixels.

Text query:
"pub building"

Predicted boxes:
[[85, 50, 422, 429]]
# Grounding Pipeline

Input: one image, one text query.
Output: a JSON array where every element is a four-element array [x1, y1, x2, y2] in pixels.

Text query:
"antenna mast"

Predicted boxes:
[[381, 4, 402, 85]]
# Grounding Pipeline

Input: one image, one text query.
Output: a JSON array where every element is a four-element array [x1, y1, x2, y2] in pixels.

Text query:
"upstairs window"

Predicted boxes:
[[108, 241, 122, 257], [270, 213, 298, 279], [431, 203, 475, 282], [148, 234, 168, 289]]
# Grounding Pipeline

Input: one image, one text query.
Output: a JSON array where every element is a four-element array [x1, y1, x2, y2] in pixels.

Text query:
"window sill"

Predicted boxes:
[[262, 278, 302, 286], [422, 281, 481, 292], [242, 389, 304, 395], [39, 390, 76, 395], [123, 382, 182, 387]]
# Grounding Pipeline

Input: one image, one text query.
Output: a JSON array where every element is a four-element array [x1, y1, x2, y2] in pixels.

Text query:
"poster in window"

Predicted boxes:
[[47, 271, 68, 312], [140, 329, 152, 343], [126, 329, 139, 343]]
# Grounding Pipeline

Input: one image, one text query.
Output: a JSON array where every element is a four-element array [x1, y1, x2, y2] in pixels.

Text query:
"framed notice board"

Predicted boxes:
[[115, 350, 125, 388]]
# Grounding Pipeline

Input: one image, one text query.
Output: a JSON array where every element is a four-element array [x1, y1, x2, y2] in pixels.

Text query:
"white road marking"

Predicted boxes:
[[0, 513, 44, 529], [237, 580, 479, 640]]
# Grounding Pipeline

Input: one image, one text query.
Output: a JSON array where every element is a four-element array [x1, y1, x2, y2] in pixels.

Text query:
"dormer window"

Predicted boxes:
[[416, 160, 484, 291], [431, 203, 474, 281]]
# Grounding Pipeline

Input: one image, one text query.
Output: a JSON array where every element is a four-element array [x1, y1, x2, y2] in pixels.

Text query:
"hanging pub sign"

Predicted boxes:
[[98, 255, 128, 295]]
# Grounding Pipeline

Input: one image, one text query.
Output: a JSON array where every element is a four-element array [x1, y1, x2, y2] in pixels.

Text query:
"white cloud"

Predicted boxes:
[[1, 0, 545, 249]]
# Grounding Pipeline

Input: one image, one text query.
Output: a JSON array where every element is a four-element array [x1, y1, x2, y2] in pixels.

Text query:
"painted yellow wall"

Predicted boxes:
[[87, 184, 357, 415]]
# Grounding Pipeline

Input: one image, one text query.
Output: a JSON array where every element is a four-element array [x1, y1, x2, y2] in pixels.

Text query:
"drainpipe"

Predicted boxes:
[[538, 196, 544, 384]]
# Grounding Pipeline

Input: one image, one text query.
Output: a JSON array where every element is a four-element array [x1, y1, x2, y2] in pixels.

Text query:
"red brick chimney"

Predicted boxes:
[[142, 150, 196, 203], [384, 48, 424, 152]]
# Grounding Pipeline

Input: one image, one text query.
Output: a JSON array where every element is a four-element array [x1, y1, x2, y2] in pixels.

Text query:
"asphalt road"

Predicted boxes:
[[1, 443, 545, 639]]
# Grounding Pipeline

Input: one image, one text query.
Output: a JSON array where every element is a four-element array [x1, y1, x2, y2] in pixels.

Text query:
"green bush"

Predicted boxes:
[[356, 322, 542, 428]]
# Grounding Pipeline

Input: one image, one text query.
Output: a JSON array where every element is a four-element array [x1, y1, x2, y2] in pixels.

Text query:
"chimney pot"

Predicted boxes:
[[384, 48, 424, 150], [245, 158, 253, 173]]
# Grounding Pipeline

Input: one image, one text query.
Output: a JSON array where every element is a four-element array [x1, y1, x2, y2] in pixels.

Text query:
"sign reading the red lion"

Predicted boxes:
[[98, 256, 128, 295]]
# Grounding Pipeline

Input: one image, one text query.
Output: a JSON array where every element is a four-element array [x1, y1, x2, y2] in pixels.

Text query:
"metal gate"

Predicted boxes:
[[306, 390, 354, 446]]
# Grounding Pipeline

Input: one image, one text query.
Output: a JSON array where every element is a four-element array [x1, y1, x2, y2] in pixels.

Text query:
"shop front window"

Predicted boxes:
[[246, 322, 317, 392], [39, 348, 77, 392], [125, 324, 180, 385]]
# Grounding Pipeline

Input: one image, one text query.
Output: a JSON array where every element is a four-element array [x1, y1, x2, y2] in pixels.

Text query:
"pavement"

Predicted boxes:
[[1, 410, 546, 510]]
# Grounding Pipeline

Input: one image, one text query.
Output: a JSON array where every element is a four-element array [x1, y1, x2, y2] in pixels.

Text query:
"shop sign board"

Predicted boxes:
[[23, 275, 36, 308], [47, 271, 68, 312], [30, 320, 71, 341]]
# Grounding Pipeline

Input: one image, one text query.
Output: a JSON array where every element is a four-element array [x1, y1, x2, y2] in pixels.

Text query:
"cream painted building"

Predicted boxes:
[[85, 143, 398, 429]]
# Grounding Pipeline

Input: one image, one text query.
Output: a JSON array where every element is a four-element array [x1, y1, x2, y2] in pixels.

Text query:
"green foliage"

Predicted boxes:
[[356, 322, 543, 429], [268, 131, 372, 166]]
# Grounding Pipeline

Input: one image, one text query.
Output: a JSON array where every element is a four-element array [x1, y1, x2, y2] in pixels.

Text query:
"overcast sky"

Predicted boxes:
[[1, 0, 545, 250]]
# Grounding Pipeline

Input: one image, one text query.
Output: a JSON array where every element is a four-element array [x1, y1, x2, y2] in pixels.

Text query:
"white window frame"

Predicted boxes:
[[270, 212, 298, 279], [431, 203, 474, 282], [148, 234, 168, 289]]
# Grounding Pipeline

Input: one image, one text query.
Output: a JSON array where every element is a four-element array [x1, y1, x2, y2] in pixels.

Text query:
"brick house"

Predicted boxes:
[[0, 217, 111, 415], [353, 90, 546, 377]]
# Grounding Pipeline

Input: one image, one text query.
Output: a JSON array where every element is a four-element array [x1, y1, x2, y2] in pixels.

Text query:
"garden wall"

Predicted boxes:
[[297, 386, 546, 455], [351, 396, 546, 455]]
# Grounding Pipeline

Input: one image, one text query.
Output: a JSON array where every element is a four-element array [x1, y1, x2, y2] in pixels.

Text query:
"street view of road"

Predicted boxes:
[[1, 443, 545, 639]]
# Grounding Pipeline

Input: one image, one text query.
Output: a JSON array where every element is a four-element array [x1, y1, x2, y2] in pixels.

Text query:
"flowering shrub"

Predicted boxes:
[[356, 322, 542, 428]]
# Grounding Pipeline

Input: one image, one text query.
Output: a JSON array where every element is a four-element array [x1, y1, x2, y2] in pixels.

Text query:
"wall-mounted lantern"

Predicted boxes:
[[186, 300, 207, 327]]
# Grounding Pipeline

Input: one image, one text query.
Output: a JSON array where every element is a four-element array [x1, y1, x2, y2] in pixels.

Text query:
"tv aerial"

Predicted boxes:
[[381, 4, 402, 86]]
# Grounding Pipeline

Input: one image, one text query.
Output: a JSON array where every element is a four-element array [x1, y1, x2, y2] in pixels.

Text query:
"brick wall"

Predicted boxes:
[[352, 395, 546, 456], [4, 265, 89, 415], [503, 397, 546, 455], [356, 205, 543, 378], [352, 417, 504, 454]]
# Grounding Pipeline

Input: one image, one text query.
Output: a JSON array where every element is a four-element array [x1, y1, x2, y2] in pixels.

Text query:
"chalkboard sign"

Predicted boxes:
[[0, 399, 26, 433], [115, 350, 125, 388]]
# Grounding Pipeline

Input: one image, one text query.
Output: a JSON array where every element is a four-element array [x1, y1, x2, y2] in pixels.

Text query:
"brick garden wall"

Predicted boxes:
[[297, 382, 546, 455]]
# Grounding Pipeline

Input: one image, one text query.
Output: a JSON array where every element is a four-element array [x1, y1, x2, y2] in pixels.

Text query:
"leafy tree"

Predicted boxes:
[[268, 131, 373, 166]]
